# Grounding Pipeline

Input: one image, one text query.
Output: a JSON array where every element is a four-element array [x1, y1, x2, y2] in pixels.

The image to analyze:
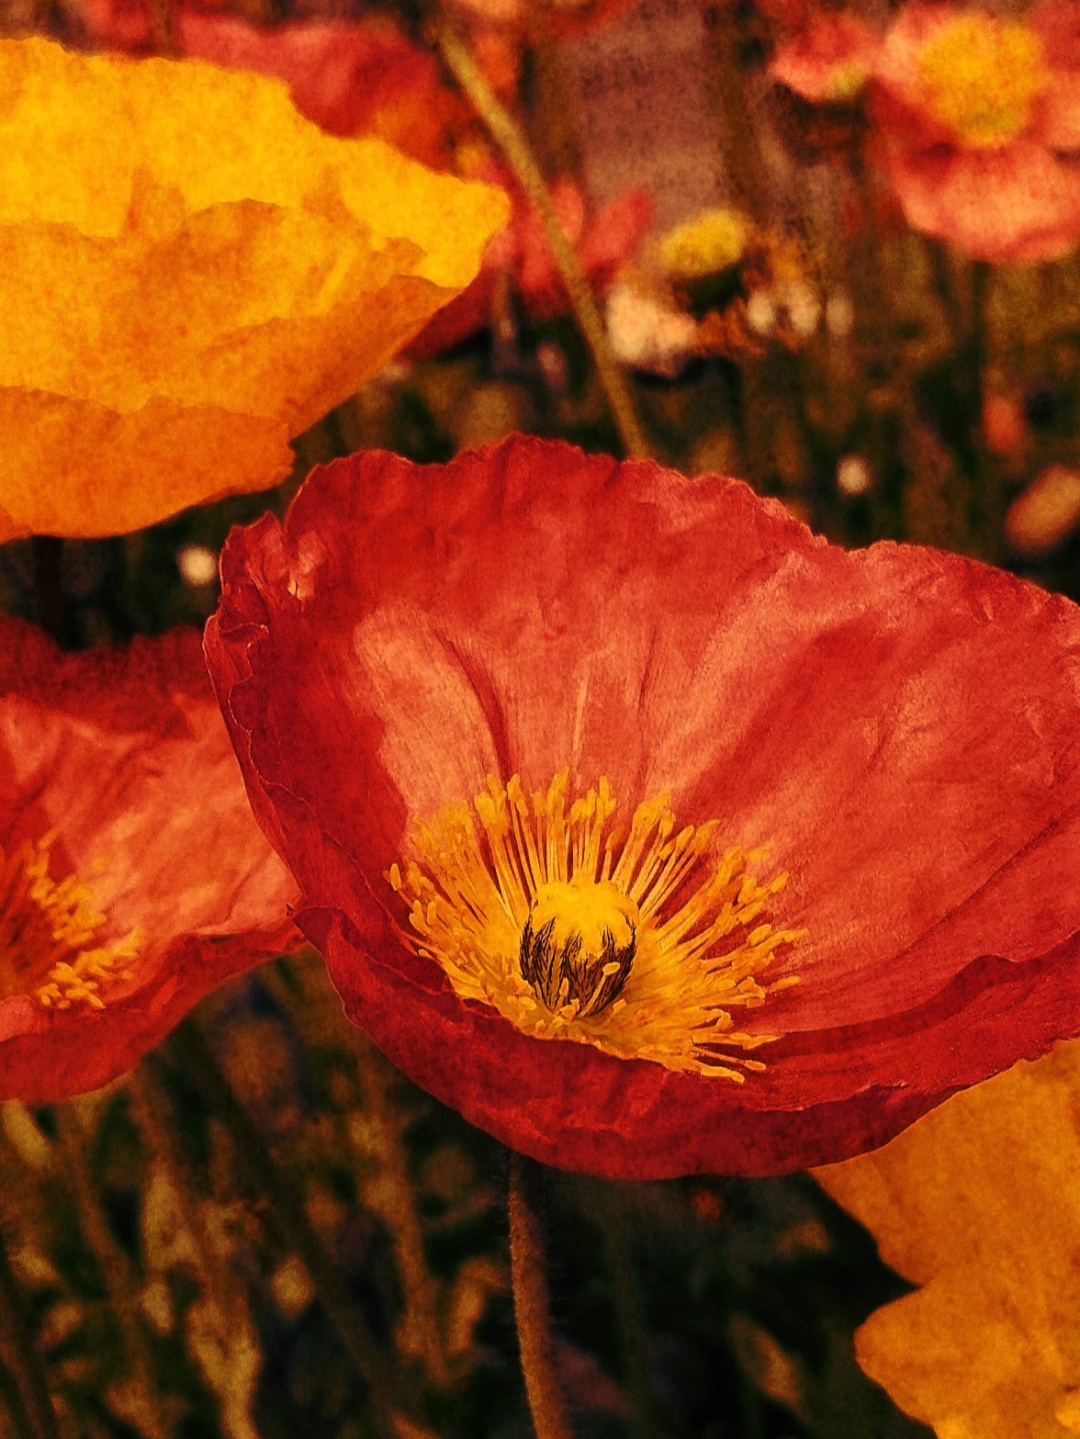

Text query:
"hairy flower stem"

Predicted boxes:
[[438, 26, 651, 462], [53, 1103, 169, 1439], [0, 1219, 63, 1439], [509, 1154, 574, 1439], [162, 1023, 404, 1439]]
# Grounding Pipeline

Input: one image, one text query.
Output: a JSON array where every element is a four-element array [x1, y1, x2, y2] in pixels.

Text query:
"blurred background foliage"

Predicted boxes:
[[1, 0, 1074, 1432]]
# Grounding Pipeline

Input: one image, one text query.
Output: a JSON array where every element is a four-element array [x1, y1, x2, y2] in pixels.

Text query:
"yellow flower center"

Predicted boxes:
[[660, 209, 751, 283], [387, 772, 802, 1081], [916, 14, 1047, 147], [826, 61, 869, 105], [0, 836, 139, 1010]]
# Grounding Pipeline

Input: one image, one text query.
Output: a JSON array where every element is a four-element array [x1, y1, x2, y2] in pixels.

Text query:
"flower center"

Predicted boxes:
[[387, 772, 802, 1081], [660, 209, 751, 283], [0, 836, 139, 1010], [916, 14, 1047, 147], [520, 877, 638, 1017]]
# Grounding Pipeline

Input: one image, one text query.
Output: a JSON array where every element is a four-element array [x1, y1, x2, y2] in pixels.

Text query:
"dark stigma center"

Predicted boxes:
[[518, 916, 635, 1018]]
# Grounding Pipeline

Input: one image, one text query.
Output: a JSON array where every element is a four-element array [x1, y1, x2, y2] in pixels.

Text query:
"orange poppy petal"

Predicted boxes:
[[816, 1040, 1080, 1437], [0, 38, 509, 540]]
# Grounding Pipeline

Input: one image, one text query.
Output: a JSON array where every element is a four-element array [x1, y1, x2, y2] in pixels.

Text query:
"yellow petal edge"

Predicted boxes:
[[815, 1040, 1080, 1439], [0, 37, 510, 540]]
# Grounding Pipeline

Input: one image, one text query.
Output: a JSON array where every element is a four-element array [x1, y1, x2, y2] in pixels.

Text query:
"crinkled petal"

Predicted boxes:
[[205, 437, 1080, 1178], [0, 392, 292, 541], [815, 1040, 1080, 1438], [408, 176, 650, 358], [0, 37, 508, 540], [0, 617, 301, 1102]]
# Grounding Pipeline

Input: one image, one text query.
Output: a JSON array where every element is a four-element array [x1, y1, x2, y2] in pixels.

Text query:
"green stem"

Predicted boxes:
[[508, 1154, 573, 1439], [350, 1040, 449, 1386], [968, 258, 1001, 559], [969, 259, 989, 410], [702, 0, 770, 225], [262, 960, 449, 1386], [928, 242, 963, 349], [53, 1103, 169, 1439], [161, 1024, 403, 1439], [0, 1220, 63, 1439], [597, 1190, 657, 1439], [146, 0, 176, 53], [438, 26, 651, 462], [127, 1072, 235, 1328]]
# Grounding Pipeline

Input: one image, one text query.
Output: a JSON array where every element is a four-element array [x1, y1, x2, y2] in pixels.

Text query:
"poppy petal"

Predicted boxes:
[[0, 618, 301, 1101], [0, 37, 508, 540], [815, 1040, 1080, 1438]]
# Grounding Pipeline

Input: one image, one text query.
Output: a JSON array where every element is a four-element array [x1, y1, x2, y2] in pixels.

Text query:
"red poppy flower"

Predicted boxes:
[[770, 12, 878, 104], [76, 3, 473, 169], [0, 618, 300, 1102], [204, 437, 1080, 1179]]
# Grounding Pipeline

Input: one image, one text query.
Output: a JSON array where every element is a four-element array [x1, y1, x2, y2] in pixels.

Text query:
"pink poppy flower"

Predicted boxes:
[[0, 618, 300, 1102], [204, 437, 1080, 1178], [869, 3, 1080, 262], [770, 3, 1080, 261]]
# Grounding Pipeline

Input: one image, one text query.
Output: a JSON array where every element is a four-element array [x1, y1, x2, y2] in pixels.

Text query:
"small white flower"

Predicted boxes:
[[837, 455, 872, 496]]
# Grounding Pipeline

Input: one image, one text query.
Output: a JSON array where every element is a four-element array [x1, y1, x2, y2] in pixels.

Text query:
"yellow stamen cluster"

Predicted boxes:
[[916, 14, 1047, 147], [0, 836, 139, 1010], [387, 772, 802, 1082]]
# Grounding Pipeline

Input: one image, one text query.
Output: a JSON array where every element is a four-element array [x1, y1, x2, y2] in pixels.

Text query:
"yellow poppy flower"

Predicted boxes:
[[816, 1039, 1080, 1438], [0, 37, 508, 541]]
